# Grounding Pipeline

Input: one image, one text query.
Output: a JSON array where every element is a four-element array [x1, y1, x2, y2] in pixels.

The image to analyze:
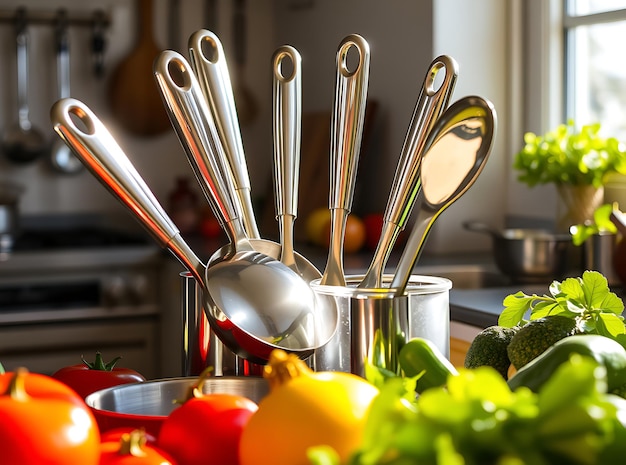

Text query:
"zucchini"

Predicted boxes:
[[507, 334, 626, 392], [399, 337, 458, 393]]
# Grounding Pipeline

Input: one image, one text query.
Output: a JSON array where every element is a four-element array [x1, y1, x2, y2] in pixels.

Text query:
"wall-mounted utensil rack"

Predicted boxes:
[[0, 8, 111, 28], [0, 7, 112, 78]]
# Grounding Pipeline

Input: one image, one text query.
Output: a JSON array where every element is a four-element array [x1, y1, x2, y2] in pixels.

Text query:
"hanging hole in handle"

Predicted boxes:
[[68, 106, 95, 135], [425, 61, 449, 96], [200, 35, 220, 64], [339, 42, 362, 77], [167, 58, 191, 90], [274, 50, 296, 82]]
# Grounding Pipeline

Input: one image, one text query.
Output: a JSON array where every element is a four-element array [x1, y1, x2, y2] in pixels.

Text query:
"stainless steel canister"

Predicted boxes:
[[180, 271, 263, 376], [311, 274, 452, 377]]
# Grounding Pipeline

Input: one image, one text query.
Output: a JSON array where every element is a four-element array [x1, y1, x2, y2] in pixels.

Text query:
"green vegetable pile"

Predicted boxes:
[[498, 270, 626, 347], [307, 271, 626, 464], [310, 352, 626, 465]]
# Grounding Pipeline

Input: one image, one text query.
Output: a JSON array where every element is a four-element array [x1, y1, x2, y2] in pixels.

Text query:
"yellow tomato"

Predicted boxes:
[[239, 351, 379, 465], [305, 207, 331, 246]]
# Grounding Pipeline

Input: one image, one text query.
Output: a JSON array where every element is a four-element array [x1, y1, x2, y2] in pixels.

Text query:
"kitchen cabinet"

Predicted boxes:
[[0, 317, 159, 378], [449, 321, 482, 368]]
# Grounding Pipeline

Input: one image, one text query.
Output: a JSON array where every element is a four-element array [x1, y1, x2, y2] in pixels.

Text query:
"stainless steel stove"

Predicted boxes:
[[0, 215, 165, 378]]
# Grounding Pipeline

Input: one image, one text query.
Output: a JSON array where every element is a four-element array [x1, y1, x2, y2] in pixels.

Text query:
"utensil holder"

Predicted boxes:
[[180, 271, 263, 376], [311, 274, 452, 377]]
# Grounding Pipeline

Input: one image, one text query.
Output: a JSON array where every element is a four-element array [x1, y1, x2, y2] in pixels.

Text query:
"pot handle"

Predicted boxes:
[[462, 220, 499, 237]]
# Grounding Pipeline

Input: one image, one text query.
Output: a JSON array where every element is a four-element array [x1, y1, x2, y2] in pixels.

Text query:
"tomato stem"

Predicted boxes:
[[118, 429, 148, 457], [264, 350, 311, 390], [5, 367, 29, 402], [82, 352, 122, 371]]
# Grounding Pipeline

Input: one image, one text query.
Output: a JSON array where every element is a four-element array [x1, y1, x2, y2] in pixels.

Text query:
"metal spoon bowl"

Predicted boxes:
[[50, 98, 327, 364], [390, 95, 497, 294]]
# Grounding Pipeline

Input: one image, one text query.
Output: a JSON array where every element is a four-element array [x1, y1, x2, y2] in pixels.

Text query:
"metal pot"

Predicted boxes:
[[464, 221, 572, 283]]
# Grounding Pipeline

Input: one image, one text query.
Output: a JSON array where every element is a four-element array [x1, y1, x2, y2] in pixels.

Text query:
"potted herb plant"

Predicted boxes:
[[514, 120, 626, 231]]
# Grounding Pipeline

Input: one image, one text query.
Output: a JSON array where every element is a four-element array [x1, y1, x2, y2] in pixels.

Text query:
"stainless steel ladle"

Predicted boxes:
[[390, 95, 497, 294], [51, 98, 328, 364]]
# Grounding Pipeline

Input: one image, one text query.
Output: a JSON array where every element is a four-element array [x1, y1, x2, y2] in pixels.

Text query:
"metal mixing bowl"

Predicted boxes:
[[85, 376, 269, 436]]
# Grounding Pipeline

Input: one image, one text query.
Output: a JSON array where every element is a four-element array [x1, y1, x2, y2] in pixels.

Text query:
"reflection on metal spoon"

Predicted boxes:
[[390, 96, 497, 295]]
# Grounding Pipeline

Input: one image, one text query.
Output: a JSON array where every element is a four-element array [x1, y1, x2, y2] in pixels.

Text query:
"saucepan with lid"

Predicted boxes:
[[463, 221, 573, 283]]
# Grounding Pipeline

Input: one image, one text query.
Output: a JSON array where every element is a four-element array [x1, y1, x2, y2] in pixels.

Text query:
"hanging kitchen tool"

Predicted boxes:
[[49, 10, 84, 174], [153, 52, 335, 361], [390, 96, 497, 294], [231, 0, 257, 125], [358, 55, 458, 289], [320, 34, 370, 286], [1, 8, 47, 164], [188, 29, 259, 238], [108, 0, 170, 136], [272, 45, 302, 273], [91, 9, 107, 78], [51, 97, 332, 364]]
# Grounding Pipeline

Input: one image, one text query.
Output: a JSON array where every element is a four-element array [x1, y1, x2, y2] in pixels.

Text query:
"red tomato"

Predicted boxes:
[[100, 429, 176, 464], [200, 215, 223, 239], [158, 393, 258, 465], [363, 212, 384, 250], [52, 352, 146, 398], [0, 368, 100, 464]]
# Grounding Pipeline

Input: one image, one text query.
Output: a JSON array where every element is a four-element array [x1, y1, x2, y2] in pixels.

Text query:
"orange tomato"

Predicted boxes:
[[0, 368, 100, 464], [322, 214, 367, 254]]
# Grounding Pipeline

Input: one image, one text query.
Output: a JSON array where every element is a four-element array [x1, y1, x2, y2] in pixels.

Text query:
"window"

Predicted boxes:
[[564, 1, 626, 139]]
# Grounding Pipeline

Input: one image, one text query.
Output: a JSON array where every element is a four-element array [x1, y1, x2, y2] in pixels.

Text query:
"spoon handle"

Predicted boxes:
[[50, 98, 206, 284], [272, 45, 302, 272], [359, 55, 458, 289], [155, 50, 249, 247], [320, 34, 370, 286], [188, 29, 260, 239]]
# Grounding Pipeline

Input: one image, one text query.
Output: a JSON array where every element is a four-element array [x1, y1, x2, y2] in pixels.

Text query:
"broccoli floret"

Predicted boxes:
[[464, 325, 519, 379], [507, 315, 580, 370]]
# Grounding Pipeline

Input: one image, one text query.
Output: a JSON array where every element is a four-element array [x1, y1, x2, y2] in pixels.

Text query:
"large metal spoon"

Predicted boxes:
[[2, 9, 47, 164], [272, 45, 302, 273], [188, 29, 259, 238], [51, 98, 324, 364], [390, 96, 497, 294], [153, 51, 332, 360], [320, 34, 370, 286], [358, 55, 458, 289]]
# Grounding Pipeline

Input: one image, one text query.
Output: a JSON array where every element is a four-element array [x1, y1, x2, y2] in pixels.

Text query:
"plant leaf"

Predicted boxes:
[[596, 313, 626, 337]]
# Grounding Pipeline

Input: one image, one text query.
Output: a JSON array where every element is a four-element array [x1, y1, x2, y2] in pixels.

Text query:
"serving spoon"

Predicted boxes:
[[358, 55, 458, 289], [390, 95, 497, 294], [51, 97, 324, 364]]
